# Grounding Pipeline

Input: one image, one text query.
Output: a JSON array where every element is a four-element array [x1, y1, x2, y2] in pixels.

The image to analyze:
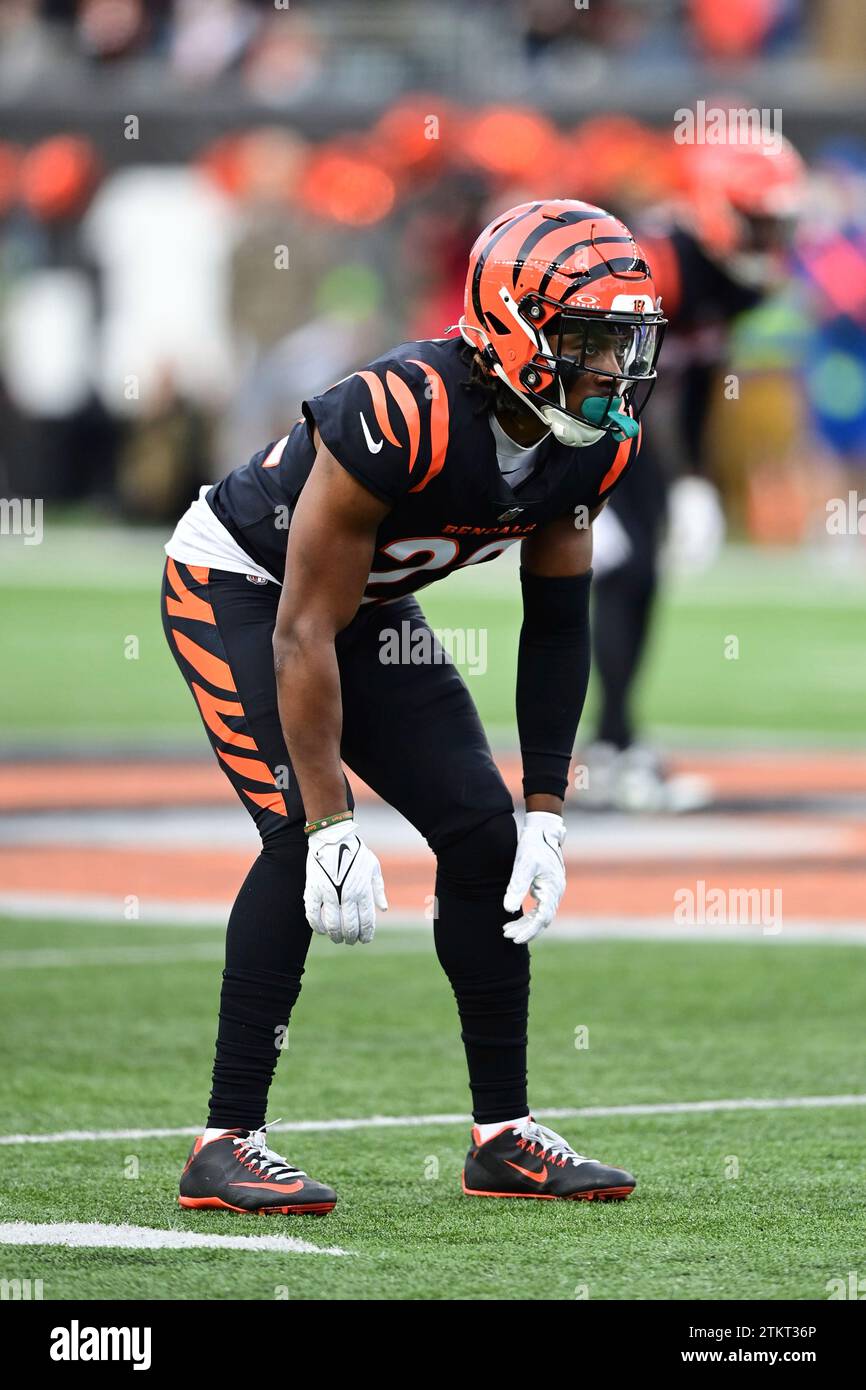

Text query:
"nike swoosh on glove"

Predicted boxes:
[[502, 811, 566, 945], [304, 820, 388, 945]]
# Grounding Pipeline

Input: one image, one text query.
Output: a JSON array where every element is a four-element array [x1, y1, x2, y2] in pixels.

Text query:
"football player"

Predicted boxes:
[[163, 200, 664, 1212], [583, 137, 806, 811]]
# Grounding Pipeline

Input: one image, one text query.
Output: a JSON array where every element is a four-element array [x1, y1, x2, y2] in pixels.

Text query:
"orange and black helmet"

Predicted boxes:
[[460, 199, 666, 445], [678, 136, 806, 288]]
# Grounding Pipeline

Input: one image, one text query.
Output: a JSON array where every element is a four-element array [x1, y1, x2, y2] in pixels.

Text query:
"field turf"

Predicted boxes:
[[1, 918, 864, 1301], [2, 529, 866, 746]]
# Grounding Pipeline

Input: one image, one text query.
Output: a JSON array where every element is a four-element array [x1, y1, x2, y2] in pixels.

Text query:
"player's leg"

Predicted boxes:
[[590, 489, 710, 812], [586, 445, 708, 812], [337, 598, 527, 1117], [338, 597, 635, 1200], [592, 537, 657, 752], [592, 441, 665, 755], [160, 558, 339, 1213]]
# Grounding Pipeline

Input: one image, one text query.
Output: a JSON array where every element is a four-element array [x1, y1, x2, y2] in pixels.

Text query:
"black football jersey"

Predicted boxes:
[[641, 225, 763, 335], [208, 336, 640, 606]]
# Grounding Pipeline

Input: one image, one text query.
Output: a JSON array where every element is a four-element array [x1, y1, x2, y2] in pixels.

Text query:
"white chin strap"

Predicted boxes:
[[490, 360, 605, 448], [459, 316, 606, 448], [540, 405, 606, 447]]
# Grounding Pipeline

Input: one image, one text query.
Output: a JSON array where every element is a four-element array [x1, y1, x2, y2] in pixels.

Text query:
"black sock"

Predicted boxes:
[[207, 835, 311, 1130], [433, 813, 530, 1123]]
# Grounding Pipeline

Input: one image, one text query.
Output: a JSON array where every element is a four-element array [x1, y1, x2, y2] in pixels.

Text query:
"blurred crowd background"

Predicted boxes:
[[1, 0, 865, 544]]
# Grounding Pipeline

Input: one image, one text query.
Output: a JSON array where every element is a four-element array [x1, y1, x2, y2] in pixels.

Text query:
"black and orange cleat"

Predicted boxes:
[[462, 1116, 635, 1202], [179, 1124, 337, 1215]]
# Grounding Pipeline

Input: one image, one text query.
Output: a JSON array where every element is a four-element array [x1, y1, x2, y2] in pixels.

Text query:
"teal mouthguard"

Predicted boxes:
[[581, 395, 639, 442]]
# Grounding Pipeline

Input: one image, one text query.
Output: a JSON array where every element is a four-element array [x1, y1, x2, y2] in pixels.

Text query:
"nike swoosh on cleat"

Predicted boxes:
[[504, 1159, 548, 1183], [229, 1180, 305, 1194], [359, 412, 383, 453]]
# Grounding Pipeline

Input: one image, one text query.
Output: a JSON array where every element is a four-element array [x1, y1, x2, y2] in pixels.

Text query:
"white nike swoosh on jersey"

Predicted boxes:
[[359, 412, 383, 453]]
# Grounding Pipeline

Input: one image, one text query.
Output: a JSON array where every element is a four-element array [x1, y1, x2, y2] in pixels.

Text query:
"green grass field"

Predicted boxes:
[[2, 525, 866, 745], [1, 918, 864, 1300], [3, 523, 864, 1300]]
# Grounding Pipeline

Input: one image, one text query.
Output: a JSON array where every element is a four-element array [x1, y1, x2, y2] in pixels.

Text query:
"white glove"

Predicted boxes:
[[502, 811, 567, 945], [304, 819, 387, 946]]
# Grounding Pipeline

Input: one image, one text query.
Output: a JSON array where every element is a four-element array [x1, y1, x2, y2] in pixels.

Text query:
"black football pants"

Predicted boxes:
[[161, 559, 528, 1128]]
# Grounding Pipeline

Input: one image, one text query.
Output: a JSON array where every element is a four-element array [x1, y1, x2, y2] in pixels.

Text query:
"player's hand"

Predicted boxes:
[[502, 811, 567, 945], [304, 819, 388, 945]]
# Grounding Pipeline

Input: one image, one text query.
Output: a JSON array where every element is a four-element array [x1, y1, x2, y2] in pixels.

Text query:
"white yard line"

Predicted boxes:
[[2, 898, 866, 946], [2, 1094, 864, 1148], [3, 808, 854, 856], [0, 1222, 349, 1256], [0, 894, 231, 926]]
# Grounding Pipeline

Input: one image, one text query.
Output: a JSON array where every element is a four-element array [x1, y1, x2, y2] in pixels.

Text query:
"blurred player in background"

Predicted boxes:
[[582, 136, 807, 811]]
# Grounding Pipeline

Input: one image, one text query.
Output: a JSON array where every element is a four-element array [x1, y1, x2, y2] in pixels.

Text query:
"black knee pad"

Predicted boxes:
[[435, 810, 518, 898]]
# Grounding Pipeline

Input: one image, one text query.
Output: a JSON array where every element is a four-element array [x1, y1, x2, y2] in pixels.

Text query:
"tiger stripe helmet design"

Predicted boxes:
[[460, 199, 666, 446]]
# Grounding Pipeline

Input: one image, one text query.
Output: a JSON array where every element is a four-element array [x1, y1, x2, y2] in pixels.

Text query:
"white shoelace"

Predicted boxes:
[[234, 1122, 306, 1180], [514, 1117, 592, 1167]]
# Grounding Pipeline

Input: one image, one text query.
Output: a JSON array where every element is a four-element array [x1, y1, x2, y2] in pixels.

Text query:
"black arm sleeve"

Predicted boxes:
[[516, 566, 592, 802]]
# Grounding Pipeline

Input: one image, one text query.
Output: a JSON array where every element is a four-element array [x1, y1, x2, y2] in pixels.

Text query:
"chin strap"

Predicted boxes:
[[488, 355, 639, 449], [541, 408, 605, 447]]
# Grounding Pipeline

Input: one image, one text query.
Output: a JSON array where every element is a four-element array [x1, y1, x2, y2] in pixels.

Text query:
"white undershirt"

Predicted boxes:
[[489, 412, 549, 489], [164, 484, 279, 584]]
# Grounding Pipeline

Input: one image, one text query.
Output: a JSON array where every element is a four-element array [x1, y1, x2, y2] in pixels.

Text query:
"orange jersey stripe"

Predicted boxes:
[[385, 369, 421, 472], [191, 683, 257, 750], [262, 434, 289, 469], [242, 787, 287, 816], [165, 559, 216, 626], [356, 370, 400, 447], [172, 629, 237, 693], [407, 359, 449, 493], [217, 748, 276, 784], [187, 564, 210, 585], [598, 424, 640, 496]]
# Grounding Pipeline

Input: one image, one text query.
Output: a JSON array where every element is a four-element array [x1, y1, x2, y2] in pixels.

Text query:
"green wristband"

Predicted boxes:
[[304, 810, 353, 836]]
